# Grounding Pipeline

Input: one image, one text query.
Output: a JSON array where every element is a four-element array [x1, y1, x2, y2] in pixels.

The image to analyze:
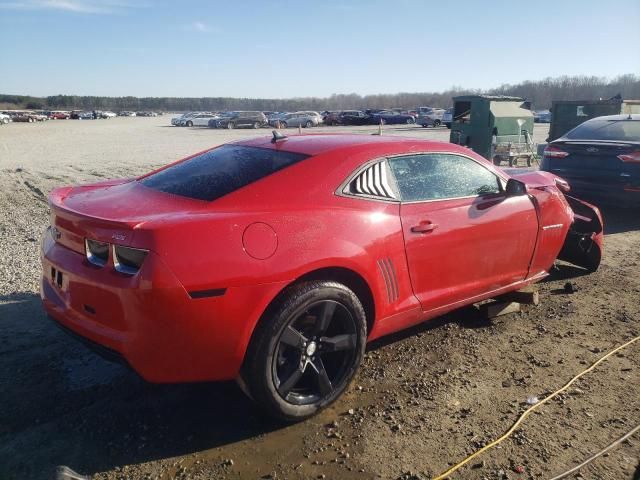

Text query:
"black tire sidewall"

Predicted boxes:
[[244, 281, 367, 422]]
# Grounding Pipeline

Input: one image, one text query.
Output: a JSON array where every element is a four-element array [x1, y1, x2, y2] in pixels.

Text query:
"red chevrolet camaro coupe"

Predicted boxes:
[[42, 133, 603, 420]]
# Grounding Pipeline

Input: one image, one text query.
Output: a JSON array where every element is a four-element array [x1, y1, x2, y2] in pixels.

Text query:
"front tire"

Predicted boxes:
[[227, 122, 235, 129], [243, 281, 367, 422], [305, 121, 313, 128], [186, 121, 193, 127]]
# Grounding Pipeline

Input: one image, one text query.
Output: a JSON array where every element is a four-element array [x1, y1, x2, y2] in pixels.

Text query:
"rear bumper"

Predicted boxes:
[[569, 183, 640, 207], [544, 173, 640, 207], [41, 233, 289, 383]]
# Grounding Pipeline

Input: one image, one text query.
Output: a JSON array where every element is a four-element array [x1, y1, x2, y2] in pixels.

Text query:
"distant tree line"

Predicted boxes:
[[1, 74, 638, 112]]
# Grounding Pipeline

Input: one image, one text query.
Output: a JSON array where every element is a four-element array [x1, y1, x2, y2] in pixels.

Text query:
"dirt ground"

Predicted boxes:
[[0, 117, 638, 480]]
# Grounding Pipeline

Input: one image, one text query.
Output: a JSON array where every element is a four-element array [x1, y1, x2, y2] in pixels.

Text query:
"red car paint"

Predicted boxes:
[[41, 135, 603, 383]]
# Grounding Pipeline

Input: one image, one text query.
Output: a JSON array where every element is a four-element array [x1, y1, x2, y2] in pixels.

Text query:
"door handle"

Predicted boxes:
[[411, 221, 438, 234]]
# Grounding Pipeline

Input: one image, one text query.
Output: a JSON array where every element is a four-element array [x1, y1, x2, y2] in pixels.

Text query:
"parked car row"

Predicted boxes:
[[169, 107, 456, 130], [0, 109, 163, 124], [172, 111, 327, 129], [0, 111, 49, 123]]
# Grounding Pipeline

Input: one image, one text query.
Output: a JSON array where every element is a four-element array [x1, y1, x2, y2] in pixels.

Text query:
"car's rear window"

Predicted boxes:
[[140, 145, 309, 201], [565, 119, 640, 141]]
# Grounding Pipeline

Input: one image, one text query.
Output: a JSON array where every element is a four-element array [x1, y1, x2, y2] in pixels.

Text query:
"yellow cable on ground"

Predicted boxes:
[[432, 334, 640, 480]]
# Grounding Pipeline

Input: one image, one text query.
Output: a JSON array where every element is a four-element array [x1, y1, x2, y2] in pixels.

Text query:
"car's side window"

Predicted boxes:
[[387, 153, 501, 202]]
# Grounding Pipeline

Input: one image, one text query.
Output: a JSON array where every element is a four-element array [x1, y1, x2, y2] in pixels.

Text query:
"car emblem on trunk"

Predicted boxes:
[[586, 147, 599, 153], [112, 233, 126, 241]]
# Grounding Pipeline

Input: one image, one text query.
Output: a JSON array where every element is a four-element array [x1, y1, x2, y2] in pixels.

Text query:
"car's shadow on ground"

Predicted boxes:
[[367, 306, 492, 353], [0, 293, 284, 479]]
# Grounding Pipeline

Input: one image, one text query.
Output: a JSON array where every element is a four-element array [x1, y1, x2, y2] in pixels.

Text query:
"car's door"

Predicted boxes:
[[388, 153, 538, 311]]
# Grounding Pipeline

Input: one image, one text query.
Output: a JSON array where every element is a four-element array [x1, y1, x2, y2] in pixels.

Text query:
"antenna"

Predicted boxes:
[[271, 130, 287, 143]]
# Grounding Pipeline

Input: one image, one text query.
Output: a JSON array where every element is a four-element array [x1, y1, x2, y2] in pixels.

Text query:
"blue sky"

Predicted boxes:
[[1, 0, 638, 98]]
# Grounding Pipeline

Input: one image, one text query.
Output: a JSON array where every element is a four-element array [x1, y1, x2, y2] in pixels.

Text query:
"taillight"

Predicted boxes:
[[543, 145, 569, 158], [85, 239, 109, 267], [618, 151, 640, 163], [113, 245, 148, 275]]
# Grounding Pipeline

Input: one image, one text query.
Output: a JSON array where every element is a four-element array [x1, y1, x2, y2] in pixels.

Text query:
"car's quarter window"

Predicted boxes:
[[387, 153, 501, 202], [343, 161, 398, 201], [139, 145, 309, 201]]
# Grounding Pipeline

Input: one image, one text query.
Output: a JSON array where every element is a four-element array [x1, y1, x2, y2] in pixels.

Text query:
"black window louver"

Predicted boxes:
[[350, 161, 397, 200]]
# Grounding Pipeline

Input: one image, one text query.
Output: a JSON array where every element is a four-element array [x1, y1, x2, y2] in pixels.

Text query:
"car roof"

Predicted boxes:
[[583, 114, 640, 121], [233, 133, 469, 157]]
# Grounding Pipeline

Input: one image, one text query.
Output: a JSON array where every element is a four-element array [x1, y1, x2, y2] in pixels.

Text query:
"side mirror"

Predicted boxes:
[[505, 178, 527, 196]]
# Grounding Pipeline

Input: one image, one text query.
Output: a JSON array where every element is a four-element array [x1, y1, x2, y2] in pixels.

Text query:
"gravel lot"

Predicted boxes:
[[0, 117, 638, 480]]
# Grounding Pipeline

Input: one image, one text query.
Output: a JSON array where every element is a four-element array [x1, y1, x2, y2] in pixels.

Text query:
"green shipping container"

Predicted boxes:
[[449, 95, 534, 161]]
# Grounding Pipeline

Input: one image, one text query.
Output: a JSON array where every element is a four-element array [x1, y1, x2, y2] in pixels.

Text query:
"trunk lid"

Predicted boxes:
[[545, 140, 638, 185], [49, 179, 209, 254]]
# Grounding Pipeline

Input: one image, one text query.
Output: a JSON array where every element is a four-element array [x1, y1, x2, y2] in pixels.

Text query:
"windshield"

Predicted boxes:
[[565, 118, 640, 141], [140, 145, 309, 201]]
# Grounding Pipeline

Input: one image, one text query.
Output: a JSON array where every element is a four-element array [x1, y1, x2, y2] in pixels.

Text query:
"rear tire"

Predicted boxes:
[[227, 122, 235, 130], [281, 121, 288, 128], [242, 281, 367, 422], [433, 120, 441, 127], [305, 121, 313, 128], [406, 118, 414, 124], [253, 122, 260, 129]]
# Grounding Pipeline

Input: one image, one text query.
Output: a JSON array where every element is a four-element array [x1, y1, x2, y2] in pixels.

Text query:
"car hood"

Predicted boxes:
[[506, 169, 562, 188]]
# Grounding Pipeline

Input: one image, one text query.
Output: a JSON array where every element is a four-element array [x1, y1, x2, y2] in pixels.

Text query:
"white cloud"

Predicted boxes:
[[0, 0, 143, 14], [189, 21, 212, 33]]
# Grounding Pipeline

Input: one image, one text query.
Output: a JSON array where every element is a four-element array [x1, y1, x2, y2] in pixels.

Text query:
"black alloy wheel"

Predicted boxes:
[[272, 300, 357, 405], [242, 281, 366, 421]]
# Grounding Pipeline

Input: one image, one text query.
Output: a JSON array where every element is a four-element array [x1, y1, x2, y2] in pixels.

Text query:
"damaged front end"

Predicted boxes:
[[558, 195, 604, 272]]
